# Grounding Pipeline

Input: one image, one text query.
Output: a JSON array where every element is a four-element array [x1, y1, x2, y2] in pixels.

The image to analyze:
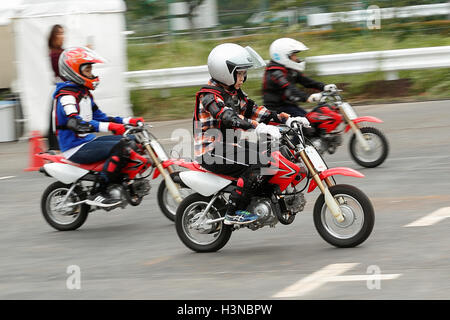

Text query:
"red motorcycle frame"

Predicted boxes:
[[37, 124, 183, 231], [174, 121, 375, 253], [305, 91, 389, 168]]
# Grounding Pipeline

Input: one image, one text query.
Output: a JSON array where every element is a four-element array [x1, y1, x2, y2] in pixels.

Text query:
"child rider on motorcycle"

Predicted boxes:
[[53, 46, 146, 207], [262, 38, 341, 136], [194, 43, 310, 225]]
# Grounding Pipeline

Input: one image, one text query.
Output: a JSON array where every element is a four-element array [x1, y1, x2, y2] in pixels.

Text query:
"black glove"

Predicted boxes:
[[66, 117, 95, 133]]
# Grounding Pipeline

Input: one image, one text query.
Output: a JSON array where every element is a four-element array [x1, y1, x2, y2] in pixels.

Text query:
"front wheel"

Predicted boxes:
[[349, 126, 389, 168], [157, 178, 192, 222], [41, 182, 90, 231], [313, 184, 374, 248], [175, 193, 232, 253]]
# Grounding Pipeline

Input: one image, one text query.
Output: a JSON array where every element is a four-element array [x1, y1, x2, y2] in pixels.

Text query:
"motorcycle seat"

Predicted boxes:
[[193, 161, 238, 182], [38, 152, 105, 172]]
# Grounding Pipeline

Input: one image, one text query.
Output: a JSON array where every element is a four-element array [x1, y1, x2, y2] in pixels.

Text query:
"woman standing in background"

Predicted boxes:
[[48, 24, 65, 82], [46, 25, 93, 149], [47, 24, 65, 149]]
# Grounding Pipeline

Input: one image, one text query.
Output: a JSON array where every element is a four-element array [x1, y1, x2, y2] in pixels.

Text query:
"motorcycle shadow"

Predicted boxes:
[[45, 223, 147, 239]]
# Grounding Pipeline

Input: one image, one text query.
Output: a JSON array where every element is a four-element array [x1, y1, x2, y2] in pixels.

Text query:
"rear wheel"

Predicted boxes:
[[41, 182, 90, 231], [349, 127, 389, 168], [313, 184, 374, 248], [175, 193, 232, 253]]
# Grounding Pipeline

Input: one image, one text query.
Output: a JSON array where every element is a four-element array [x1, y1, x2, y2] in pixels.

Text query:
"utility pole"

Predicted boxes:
[[167, 0, 173, 40]]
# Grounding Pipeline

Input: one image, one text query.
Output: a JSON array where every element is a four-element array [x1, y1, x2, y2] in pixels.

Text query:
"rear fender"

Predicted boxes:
[[37, 153, 65, 163], [38, 153, 103, 172], [345, 116, 383, 132], [43, 163, 88, 184], [179, 171, 232, 197], [307, 167, 364, 193]]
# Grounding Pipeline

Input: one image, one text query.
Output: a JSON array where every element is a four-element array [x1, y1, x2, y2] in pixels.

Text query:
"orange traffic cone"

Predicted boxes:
[[24, 131, 46, 171]]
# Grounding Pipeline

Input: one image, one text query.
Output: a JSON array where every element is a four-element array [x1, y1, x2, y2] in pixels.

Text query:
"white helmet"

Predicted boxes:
[[269, 38, 309, 72], [207, 43, 266, 86]]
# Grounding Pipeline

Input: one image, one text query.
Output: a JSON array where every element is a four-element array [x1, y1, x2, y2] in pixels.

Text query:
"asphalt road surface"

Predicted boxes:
[[0, 100, 449, 300]]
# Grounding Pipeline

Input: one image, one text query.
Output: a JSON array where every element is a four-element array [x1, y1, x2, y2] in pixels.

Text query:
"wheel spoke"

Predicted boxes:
[[321, 193, 364, 240], [350, 128, 388, 167], [182, 201, 223, 246], [46, 188, 81, 225]]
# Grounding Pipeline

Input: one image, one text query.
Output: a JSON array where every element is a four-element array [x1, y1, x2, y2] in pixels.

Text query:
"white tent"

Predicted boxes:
[[0, 1, 21, 89], [11, 0, 131, 135]]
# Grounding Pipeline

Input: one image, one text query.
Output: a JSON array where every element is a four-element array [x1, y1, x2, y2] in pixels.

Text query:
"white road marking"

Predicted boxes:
[[272, 263, 358, 298], [327, 154, 450, 166], [327, 274, 402, 282], [404, 207, 450, 227], [158, 137, 179, 142], [0, 176, 15, 180], [272, 263, 402, 298]]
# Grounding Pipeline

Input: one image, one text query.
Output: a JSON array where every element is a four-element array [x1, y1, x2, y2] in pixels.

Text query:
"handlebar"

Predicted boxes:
[[320, 89, 344, 103], [123, 123, 149, 136]]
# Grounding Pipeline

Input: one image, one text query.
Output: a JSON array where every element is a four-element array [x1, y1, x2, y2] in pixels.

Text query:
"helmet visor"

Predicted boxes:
[[226, 46, 266, 75], [80, 47, 107, 80], [244, 46, 266, 69]]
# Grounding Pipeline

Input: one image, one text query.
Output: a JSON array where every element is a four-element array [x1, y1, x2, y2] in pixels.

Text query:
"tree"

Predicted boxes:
[[124, 0, 164, 20], [178, 0, 207, 29]]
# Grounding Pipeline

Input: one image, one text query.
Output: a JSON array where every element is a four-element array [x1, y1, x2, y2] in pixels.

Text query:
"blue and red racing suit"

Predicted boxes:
[[52, 81, 148, 182]]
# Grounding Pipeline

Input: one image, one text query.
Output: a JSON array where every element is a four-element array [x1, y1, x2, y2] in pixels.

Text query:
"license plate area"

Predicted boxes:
[[341, 102, 358, 120], [305, 146, 327, 172]]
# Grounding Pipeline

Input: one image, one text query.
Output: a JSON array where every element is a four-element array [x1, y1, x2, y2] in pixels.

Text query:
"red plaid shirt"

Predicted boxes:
[[193, 80, 288, 157]]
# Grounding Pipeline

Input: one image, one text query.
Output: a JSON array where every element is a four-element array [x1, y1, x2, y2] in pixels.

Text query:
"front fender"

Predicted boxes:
[[345, 116, 383, 132], [307, 167, 365, 193]]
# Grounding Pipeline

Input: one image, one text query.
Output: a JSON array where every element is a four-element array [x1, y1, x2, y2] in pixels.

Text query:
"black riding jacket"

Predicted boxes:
[[262, 61, 325, 112]]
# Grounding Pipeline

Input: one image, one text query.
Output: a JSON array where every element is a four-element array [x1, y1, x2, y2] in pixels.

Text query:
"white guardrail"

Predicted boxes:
[[307, 3, 450, 26], [125, 46, 450, 90]]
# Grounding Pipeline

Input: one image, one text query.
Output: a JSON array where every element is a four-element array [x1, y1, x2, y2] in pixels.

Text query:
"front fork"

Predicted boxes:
[[142, 142, 182, 203], [340, 106, 370, 152], [298, 150, 345, 223]]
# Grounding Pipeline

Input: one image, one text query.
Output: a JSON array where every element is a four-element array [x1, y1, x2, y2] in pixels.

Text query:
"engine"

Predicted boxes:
[[310, 134, 342, 155], [241, 192, 308, 230], [103, 184, 128, 211], [309, 137, 327, 154], [127, 179, 151, 206], [245, 198, 278, 231], [132, 179, 151, 198], [281, 193, 306, 215]]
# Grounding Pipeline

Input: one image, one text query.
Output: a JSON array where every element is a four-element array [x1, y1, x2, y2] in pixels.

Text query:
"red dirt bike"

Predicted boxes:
[[174, 121, 375, 253], [38, 123, 183, 231], [306, 90, 389, 168]]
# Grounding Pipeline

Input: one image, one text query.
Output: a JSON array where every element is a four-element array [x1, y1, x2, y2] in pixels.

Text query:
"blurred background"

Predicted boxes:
[[123, 0, 450, 121], [0, 1, 449, 301], [0, 0, 449, 139]]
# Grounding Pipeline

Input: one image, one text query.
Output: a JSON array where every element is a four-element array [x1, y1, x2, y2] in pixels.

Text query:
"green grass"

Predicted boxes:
[[127, 29, 450, 121], [128, 31, 450, 71], [132, 68, 450, 122]]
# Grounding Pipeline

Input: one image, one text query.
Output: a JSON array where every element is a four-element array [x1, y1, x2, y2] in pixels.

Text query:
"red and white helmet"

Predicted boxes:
[[58, 47, 105, 90], [269, 38, 309, 72]]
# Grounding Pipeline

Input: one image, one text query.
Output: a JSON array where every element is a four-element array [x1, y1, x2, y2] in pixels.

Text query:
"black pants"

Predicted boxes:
[[270, 104, 308, 117], [197, 142, 269, 210]]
